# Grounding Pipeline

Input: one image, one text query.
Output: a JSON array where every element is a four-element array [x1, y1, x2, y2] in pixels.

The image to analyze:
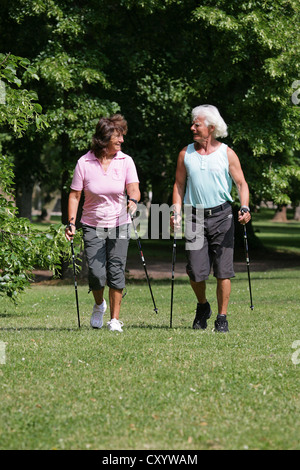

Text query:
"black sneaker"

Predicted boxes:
[[214, 314, 229, 333], [193, 302, 212, 330]]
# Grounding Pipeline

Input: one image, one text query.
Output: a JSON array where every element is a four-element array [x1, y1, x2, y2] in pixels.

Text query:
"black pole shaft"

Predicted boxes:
[[70, 239, 81, 327], [131, 216, 158, 313], [170, 234, 177, 328], [243, 225, 254, 310]]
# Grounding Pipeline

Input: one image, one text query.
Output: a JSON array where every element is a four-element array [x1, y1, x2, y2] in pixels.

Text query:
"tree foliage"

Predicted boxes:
[[0, 53, 77, 301], [0, 53, 48, 136], [1, 0, 120, 221], [0, 0, 300, 299], [189, 0, 300, 207], [1, 0, 299, 209], [99, 0, 300, 206], [0, 151, 81, 301]]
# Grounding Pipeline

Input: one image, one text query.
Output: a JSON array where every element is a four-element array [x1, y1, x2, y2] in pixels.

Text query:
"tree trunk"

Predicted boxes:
[[16, 180, 34, 221], [272, 205, 288, 222], [294, 205, 300, 221], [39, 190, 61, 222]]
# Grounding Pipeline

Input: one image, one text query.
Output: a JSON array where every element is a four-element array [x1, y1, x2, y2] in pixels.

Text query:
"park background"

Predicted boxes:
[[0, 0, 299, 451]]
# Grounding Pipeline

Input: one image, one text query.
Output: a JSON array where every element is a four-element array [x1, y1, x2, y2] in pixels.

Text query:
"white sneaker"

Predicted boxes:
[[107, 318, 124, 332], [90, 299, 107, 328]]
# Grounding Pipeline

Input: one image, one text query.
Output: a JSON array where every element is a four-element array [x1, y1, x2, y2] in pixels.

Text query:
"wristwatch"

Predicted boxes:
[[240, 206, 250, 213], [128, 198, 138, 205]]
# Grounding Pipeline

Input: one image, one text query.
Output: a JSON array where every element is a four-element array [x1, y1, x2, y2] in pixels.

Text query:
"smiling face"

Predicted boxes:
[[190, 116, 215, 146], [107, 130, 124, 156]]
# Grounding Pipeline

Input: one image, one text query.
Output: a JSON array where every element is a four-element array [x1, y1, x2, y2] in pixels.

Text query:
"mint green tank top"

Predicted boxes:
[[183, 143, 233, 208]]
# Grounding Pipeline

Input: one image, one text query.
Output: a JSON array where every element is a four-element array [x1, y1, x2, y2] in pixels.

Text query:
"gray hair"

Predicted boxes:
[[192, 105, 228, 138]]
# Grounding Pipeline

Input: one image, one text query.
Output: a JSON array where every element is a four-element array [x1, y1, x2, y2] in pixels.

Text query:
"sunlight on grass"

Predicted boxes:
[[1, 268, 299, 450], [252, 209, 300, 254], [1, 209, 299, 450]]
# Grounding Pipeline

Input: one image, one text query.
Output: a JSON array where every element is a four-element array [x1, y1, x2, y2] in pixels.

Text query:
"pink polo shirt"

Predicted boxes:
[[70, 150, 139, 228]]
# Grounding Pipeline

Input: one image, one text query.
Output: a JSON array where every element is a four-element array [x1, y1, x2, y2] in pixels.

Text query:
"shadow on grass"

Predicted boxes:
[[0, 324, 190, 332], [0, 326, 81, 332], [127, 324, 192, 330]]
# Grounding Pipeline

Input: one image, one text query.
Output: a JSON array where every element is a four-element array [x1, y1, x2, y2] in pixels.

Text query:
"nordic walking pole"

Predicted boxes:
[[241, 210, 254, 310], [130, 214, 158, 314], [170, 229, 177, 329], [68, 220, 81, 328]]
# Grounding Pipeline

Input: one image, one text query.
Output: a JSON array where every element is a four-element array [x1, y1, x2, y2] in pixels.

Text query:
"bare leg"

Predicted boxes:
[[109, 288, 123, 320], [216, 278, 231, 315], [190, 280, 207, 304], [92, 288, 105, 306]]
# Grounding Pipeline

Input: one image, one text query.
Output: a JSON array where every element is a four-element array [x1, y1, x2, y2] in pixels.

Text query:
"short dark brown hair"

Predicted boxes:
[[91, 114, 128, 158]]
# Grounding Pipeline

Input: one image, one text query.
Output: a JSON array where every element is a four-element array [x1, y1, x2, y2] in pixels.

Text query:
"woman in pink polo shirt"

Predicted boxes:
[[65, 114, 140, 332]]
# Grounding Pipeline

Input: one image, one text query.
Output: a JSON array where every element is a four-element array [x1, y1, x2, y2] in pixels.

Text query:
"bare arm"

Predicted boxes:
[[126, 182, 141, 214], [227, 147, 251, 225], [171, 147, 187, 228], [65, 189, 82, 240]]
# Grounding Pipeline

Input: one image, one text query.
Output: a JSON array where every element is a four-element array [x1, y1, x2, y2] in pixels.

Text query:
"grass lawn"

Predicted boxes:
[[251, 208, 300, 255], [1, 267, 299, 450], [1, 208, 299, 450]]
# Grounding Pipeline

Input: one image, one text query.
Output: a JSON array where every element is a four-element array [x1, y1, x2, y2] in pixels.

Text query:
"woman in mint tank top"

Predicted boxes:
[[171, 105, 251, 333]]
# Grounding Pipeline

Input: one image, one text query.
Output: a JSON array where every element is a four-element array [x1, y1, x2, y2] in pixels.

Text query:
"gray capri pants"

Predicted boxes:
[[186, 203, 235, 282], [82, 223, 130, 291]]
